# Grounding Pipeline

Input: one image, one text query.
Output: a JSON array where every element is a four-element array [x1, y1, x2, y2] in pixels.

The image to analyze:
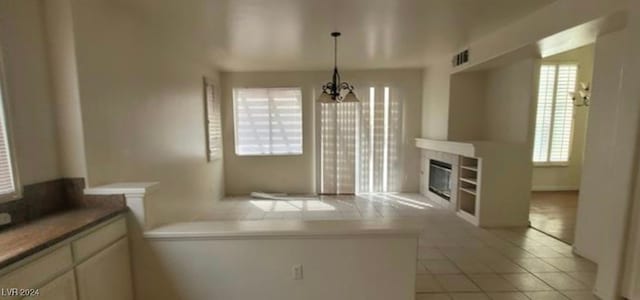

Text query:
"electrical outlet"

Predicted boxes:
[[0, 213, 11, 226], [292, 264, 303, 280]]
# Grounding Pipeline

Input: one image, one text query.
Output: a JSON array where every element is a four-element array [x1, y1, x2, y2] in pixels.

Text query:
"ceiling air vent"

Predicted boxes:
[[452, 49, 470, 67]]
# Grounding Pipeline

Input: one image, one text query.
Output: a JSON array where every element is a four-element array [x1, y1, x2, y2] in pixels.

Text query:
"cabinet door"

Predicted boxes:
[[75, 238, 133, 300], [24, 271, 77, 300], [0, 246, 73, 299]]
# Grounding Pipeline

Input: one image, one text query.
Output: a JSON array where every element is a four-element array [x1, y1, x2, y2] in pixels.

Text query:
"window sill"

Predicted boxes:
[[533, 163, 570, 168], [235, 153, 304, 157], [0, 191, 22, 204]]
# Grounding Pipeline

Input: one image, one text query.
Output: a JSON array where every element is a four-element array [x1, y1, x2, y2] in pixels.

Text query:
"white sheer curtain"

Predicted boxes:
[[319, 86, 403, 195]]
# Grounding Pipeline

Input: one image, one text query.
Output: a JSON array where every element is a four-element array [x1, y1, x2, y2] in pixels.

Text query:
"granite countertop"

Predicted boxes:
[[0, 206, 127, 269]]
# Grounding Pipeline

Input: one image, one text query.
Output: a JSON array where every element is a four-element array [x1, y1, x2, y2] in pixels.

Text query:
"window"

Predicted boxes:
[[532, 64, 578, 164], [204, 78, 222, 161], [0, 62, 17, 200], [233, 88, 302, 156]]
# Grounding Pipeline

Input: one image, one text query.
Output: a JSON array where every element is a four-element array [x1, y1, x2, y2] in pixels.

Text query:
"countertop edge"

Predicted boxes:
[[144, 219, 424, 240]]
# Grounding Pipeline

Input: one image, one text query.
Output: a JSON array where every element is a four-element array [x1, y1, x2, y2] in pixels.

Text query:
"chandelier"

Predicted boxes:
[[570, 82, 591, 107], [318, 32, 359, 103]]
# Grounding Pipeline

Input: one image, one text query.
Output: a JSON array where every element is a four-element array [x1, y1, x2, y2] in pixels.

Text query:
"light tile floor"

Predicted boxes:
[[198, 193, 597, 300]]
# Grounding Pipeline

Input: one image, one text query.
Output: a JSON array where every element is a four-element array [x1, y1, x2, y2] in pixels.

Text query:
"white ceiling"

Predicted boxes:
[[116, 0, 557, 71]]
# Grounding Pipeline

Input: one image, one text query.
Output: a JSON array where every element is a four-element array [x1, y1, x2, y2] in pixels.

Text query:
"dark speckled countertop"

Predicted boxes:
[[0, 206, 127, 269]]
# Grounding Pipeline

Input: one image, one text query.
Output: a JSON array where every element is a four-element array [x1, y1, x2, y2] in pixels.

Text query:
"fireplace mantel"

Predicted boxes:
[[415, 138, 526, 159], [415, 138, 475, 157]]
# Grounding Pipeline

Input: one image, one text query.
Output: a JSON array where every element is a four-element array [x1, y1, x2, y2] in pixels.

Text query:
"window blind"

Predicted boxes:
[[532, 64, 578, 164], [550, 65, 577, 162], [205, 82, 222, 161], [0, 82, 15, 196], [532, 65, 556, 162], [233, 88, 302, 156]]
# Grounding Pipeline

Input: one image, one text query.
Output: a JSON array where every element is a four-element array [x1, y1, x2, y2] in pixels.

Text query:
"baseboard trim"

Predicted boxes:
[[532, 186, 579, 192]]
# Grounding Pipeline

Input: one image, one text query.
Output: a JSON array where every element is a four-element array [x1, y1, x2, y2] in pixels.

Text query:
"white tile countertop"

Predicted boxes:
[[144, 219, 425, 240], [84, 182, 159, 195]]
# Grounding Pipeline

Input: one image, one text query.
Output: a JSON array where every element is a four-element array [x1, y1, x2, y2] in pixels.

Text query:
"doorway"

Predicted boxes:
[[529, 45, 595, 244]]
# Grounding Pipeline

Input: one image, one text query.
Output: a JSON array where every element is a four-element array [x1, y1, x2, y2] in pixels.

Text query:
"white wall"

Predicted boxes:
[[592, 5, 640, 295], [464, 0, 626, 71], [421, 62, 452, 139], [484, 59, 537, 144], [69, 0, 224, 224], [220, 72, 317, 195], [574, 30, 625, 263], [221, 69, 423, 196], [42, 0, 88, 180], [623, 158, 640, 298], [571, 26, 640, 300], [447, 72, 486, 141], [622, 3, 640, 298], [445, 58, 537, 145], [134, 236, 417, 300], [0, 0, 61, 185], [482, 60, 537, 228], [424, 0, 625, 141], [532, 45, 595, 191]]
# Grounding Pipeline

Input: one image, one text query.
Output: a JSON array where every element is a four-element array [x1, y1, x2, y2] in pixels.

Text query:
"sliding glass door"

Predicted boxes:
[[318, 86, 403, 195]]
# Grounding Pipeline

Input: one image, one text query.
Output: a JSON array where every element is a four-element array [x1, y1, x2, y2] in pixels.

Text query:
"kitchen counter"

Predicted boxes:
[[144, 218, 425, 240], [0, 206, 127, 269]]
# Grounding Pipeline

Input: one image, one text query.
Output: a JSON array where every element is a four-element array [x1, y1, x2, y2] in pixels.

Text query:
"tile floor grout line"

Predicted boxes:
[[527, 225, 572, 246]]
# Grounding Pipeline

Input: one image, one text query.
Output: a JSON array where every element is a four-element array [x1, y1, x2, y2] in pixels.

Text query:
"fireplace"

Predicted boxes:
[[429, 160, 452, 201]]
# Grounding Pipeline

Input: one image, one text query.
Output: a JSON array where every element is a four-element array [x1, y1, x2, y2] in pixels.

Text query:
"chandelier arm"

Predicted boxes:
[[339, 82, 353, 91]]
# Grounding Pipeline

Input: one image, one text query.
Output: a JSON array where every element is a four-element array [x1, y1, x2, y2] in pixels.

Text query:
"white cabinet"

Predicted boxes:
[[30, 271, 78, 300], [0, 216, 132, 300], [0, 246, 73, 300], [76, 238, 133, 300], [73, 218, 127, 262]]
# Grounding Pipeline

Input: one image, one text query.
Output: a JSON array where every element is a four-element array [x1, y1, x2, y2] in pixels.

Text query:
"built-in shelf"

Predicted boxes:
[[459, 189, 477, 216], [461, 166, 478, 172], [457, 210, 478, 226], [459, 187, 477, 196], [460, 178, 477, 185], [461, 157, 478, 167], [458, 156, 479, 221]]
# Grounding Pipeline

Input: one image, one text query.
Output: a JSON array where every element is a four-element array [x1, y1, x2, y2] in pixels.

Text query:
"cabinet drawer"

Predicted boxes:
[[72, 217, 127, 262], [0, 246, 73, 297]]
